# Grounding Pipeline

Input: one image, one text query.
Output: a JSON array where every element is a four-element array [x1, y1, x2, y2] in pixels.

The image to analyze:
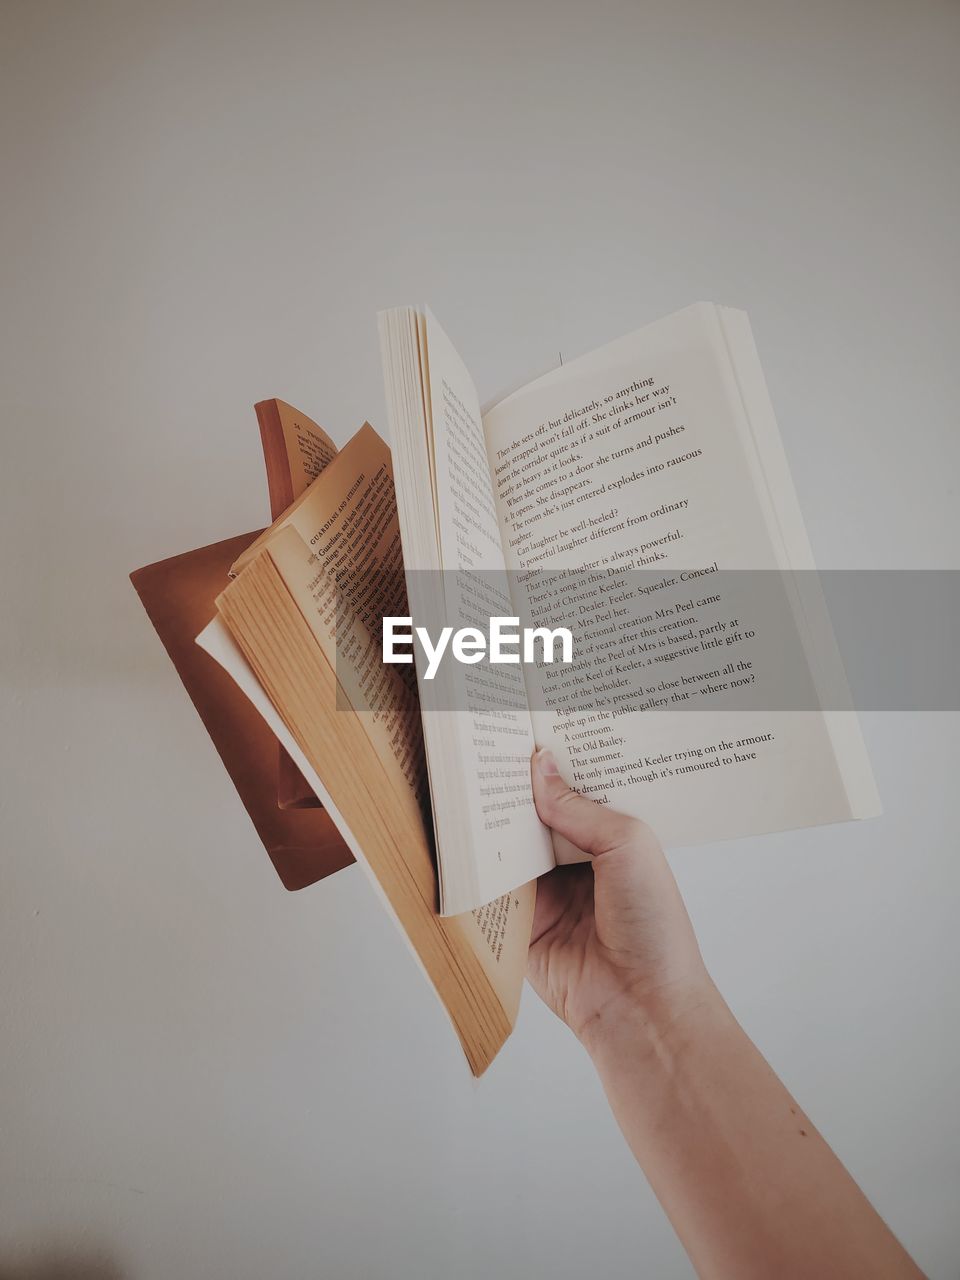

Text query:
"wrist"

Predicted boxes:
[[580, 973, 726, 1074]]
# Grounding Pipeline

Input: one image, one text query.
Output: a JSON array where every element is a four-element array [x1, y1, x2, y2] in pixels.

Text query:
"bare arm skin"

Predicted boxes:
[[528, 748, 924, 1280]]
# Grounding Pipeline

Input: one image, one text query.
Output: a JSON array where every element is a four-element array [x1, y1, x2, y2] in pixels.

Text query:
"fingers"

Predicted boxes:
[[531, 748, 647, 858]]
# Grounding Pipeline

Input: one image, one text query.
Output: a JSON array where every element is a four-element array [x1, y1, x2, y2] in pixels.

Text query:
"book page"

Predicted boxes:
[[274, 400, 338, 494], [410, 312, 554, 911], [197, 614, 534, 1075], [716, 307, 879, 819], [483, 304, 864, 854], [257, 398, 338, 519], [252, 426, 426, 810], [230, 412, 356, 580], [251, 399, 340, 808], [215, 425, 536, 1036]]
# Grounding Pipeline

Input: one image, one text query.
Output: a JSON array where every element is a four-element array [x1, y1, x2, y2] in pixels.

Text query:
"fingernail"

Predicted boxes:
[[536, 749, 560, 775]]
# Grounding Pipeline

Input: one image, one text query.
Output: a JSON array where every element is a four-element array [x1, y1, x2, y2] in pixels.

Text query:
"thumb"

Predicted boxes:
[[531, 748, 644, 858]]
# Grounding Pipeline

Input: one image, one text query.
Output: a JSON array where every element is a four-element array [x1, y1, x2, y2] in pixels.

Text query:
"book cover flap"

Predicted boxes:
[[130, 531, 354, 890]]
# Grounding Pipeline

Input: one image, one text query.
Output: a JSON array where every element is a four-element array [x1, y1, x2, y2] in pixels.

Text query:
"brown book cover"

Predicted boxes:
[[130, 530, 353, 891]]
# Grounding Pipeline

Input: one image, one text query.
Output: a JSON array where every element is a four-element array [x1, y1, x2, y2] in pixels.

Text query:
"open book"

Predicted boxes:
[[377, 304, 880, 915], [174, 303, 877, 1075], [135, 395, 534, 1073], [198, 421, 535, 1076]]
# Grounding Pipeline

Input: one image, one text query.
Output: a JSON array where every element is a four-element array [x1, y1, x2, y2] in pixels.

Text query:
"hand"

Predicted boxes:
[[527, 748, 712, 1054], [526, 750, 925, 1280]]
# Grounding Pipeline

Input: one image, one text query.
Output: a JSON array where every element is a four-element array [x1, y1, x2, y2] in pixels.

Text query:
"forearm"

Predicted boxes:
[[585, 983, 924, 1280]]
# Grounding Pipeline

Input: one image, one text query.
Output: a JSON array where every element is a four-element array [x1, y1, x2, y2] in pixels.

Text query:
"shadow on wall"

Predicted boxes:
[[0, 1253, 125, 1280]]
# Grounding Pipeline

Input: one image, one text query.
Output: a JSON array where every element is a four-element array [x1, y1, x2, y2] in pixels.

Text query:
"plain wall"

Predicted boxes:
[[1, 1, 958, 1276]]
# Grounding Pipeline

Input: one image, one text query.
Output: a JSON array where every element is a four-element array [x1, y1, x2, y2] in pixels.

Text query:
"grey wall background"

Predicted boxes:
[[2, 1, 958, 1277]]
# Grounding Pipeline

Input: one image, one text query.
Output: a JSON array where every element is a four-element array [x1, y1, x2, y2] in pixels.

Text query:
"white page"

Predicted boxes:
[[483, 304, 869, 854], [716, 306, 879, 819], [382, 309, 554, 912]]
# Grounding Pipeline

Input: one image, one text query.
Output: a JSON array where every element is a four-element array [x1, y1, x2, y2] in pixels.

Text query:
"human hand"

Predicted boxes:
[[527, 748, 713, 1056], [527, 751, 925, 1280]]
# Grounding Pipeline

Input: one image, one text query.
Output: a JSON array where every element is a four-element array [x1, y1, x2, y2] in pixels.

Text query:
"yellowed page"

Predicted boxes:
[[262, 526, 534, 1012], [231, 420, 380, 579], [214, 425, 536, 1042], [249, 427, 426, 813], [272, 399, 337, 495], [206, 536, 534, 1073]]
